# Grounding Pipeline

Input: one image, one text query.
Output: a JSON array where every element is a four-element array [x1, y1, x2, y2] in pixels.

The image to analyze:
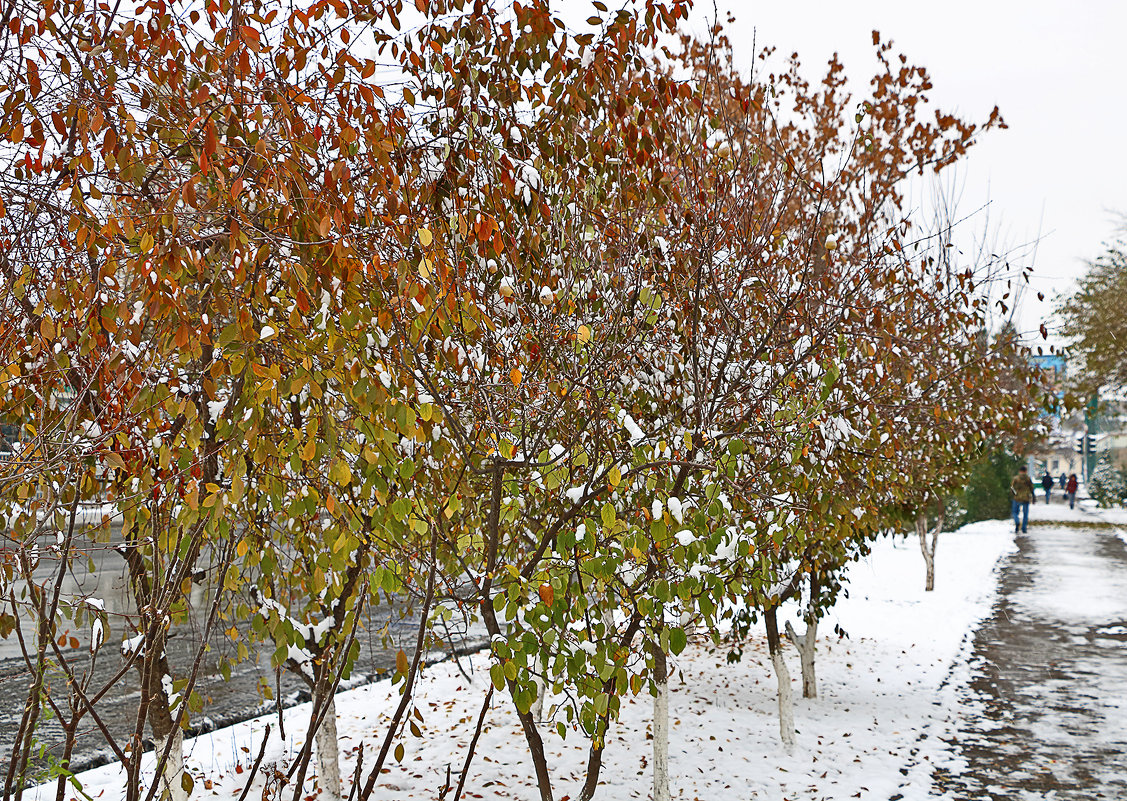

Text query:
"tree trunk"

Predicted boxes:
[[153, 727, 187, 801], [576, 745, 603, 801], [652, 641, 670, 801], [784, 617, 817, 699], [917, 499, 944, 592], [476, 465, 554, 801], [764, 607, 795, 751], [314, 694, 342, 801], [576, 610, 644, 801], [146, 647, 186, 801]]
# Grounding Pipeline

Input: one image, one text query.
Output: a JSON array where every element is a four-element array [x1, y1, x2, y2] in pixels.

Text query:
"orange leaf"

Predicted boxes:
[[538, 584, 554, 607], [509, 368, 522, 386]]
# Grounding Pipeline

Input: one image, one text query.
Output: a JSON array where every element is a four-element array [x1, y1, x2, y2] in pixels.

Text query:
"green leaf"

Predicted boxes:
[[490, 663, 506, 690], [669, 627, 687, 655]]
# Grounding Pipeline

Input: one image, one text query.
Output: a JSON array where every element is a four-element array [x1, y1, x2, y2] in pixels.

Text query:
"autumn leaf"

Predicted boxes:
[[538, 584, 554, 607], [330, 457, 352, 486], [509, 367, 522, 386]]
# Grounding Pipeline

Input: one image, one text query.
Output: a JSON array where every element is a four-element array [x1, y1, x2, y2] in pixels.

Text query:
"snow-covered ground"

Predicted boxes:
[[1079, 500, 1127, 545], [32, 520, 1018, 801]]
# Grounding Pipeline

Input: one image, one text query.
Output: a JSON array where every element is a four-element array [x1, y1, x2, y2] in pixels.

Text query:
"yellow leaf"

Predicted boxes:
[[419, 257, 432, 280], [510, 368, 522, 386], [236, 539, 249, 558], [330, 458, 352, 486], [417, 227, 433, 246], [577, 325, 591, 343], [301, 437, 317, 461]]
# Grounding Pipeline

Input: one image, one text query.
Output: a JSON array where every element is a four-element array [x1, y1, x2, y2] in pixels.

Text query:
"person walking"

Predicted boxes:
[[1059, 472, 1067, 491], [1066, 473, 1079, 510], [1011, 466, 1035, 533], [1041, 472, 1054, 504]]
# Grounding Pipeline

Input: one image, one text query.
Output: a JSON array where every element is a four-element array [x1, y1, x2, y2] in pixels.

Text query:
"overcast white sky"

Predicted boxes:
[[668, 0, 1127, 345]]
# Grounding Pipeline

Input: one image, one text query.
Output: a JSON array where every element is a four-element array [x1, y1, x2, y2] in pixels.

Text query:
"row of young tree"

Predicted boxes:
[[0, 0, 1043, 799]]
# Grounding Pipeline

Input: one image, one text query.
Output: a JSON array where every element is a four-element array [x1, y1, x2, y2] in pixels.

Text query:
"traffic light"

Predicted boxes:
[[1075, 435, 1084, 454]]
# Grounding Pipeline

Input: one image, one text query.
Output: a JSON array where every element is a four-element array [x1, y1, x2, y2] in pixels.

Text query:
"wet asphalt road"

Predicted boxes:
[[935, 507, 1127, 799], [0, 529, 484, 774]]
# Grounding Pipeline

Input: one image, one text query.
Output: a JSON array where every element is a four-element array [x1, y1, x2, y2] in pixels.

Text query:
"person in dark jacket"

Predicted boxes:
[[1011, 466, 1035, 533], [1041, 473, 1054, 504], [1066, 473, 1079, 509]]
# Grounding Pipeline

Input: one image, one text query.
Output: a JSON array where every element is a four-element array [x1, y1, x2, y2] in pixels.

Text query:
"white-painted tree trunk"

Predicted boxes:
[[770, 650, 796, 752], [154, 728, 187, 801], [314, 695, 341, 801], [785, 618, 818, 699], [916, 503, 944, 592], [652, 645, 670, 801], [530, 672, 546, 721]]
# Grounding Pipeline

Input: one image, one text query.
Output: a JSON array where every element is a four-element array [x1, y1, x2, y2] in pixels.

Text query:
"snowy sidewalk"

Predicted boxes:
[[932, 502, 1127, 799], [33, 520, 1017, 801]]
